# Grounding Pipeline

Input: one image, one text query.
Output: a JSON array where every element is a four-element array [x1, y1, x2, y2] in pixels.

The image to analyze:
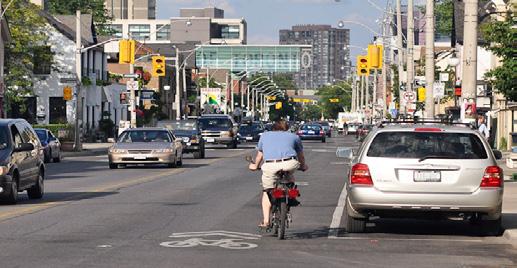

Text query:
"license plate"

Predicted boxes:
[[134, 156, 147, 160], [413, 171, 441, 182], [186, 142, 191, 146], [206, 138, 215, 143], [308, 131, 315, 134], [246, 137, 253, 141]]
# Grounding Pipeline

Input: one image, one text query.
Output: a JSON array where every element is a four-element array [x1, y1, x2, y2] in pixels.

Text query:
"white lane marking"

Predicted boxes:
[[330, 162, 348, 165], [328, 236, 484, 243], [97, 244, 113, 248], [312, 149, 331, 153], [160, 230, 260, 250], [328, 182, 348, 239], [297, 181, 309, 186]]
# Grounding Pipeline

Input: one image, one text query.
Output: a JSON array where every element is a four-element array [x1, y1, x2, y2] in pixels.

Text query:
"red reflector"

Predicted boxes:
[[297, 131, 303, 135], [288, 188, 299, 199], [350, 163, 373, 186], [414, 128, 442, 132], [480, 166, 503, 188], [271, 188, 285, 199]]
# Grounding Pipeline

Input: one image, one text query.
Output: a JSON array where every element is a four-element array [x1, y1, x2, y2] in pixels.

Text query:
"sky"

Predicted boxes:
[[156, 0, 426, 59]]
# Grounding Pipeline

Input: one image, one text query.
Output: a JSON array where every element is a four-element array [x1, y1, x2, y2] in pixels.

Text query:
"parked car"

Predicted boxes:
[[237, 121, 265, 142], [296, 124, 326, 143], [317, 121, 332, 137], [0, 119, 45, 204], [34, 128, 61, 163], [157, 120, 205, 159], [108, 128, 183, 169], [345, 123, 360, 135], [198, 114, 238, 149], [338, 121, 504, 235]]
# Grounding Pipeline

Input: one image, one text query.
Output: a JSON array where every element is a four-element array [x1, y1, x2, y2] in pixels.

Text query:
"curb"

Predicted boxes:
[[61, 149, 108, 158]]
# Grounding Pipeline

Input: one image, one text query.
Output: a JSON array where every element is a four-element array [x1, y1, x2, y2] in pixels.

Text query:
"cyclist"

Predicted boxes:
[[248, 119, 308, 228]]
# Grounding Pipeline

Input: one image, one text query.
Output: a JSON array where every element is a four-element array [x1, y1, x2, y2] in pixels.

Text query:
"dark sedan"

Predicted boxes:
[[296, 124, 326, 143], [237, 122, 264, 142], [157, 120, 205, 159], [34, 128, 61, 163]]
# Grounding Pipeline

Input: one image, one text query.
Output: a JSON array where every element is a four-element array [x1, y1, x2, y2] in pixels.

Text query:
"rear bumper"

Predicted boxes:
[[203, 137, 235, 145], [348, 186, 503, 219], [183, 144, 202, 153], [299, 135, 325, 140]]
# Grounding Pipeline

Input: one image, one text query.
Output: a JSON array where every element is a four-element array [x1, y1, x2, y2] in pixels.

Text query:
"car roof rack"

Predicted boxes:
[[378, 116, 476, 130]]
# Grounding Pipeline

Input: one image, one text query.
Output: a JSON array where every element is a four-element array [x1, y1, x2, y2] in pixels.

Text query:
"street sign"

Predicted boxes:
[[402, 91, 416, 102], [127, 81, 139, 91], [140, 90, 155, 100], [439, 72, 449, 82], [59, 77, 77, 84], [433, 82, 446, 98], [123, 74, 141, 79], [329, 98, 340, 103]]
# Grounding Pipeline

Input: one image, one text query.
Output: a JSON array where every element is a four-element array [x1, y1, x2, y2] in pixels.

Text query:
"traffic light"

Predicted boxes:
[[119, 39, 136, 64], [356, 55, 369, 76], [417, 87, 426, 102], [275, 102, 282, 110], [367, 44, 383, 69], [63, 86, 73, 101], [152, 56, 166, 77]]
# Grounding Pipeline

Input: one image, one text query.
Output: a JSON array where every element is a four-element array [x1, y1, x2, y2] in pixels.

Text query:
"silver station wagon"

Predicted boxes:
[[339, 120, 504, 235]]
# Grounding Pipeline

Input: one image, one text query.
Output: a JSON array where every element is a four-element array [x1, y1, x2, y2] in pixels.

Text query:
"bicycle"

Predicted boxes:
[[160, 238, 258, 249], [246, 156, 301, 240]]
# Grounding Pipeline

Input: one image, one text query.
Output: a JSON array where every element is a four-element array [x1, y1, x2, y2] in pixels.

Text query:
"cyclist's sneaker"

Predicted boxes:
[[288, 198, 300, 207]]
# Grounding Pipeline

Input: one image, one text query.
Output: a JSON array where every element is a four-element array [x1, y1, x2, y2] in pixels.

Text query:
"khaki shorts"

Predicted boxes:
[[261, 159, 300, 189]]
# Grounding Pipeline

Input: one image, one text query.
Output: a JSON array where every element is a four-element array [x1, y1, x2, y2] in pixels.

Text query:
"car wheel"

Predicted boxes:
[[109, 163, 118, 169], [1, 178, 18, 204], [27, 172, 44, 199], [53, 150, 61, 163], [168, 155, 178, 168], [344, 203, 366, 233], [471, 215, 502, 236]]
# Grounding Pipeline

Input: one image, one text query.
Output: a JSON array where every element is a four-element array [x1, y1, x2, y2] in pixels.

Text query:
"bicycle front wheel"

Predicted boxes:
[[277, 202, 288, 240]]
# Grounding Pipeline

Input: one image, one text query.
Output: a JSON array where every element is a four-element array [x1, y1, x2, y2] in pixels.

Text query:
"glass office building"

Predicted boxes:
[[195, 45, 311, 73]]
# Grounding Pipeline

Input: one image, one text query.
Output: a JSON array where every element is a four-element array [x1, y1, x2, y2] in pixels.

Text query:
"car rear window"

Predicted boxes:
[[301, 125, 321, 131], [366, 131, 488, 159], [198, 118, 232, 129]]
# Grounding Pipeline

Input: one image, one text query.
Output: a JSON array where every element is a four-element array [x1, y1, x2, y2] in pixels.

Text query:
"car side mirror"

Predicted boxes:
[[493, 150, 503, 160], [14, 143, 34, 152], [336, 147, 354, 160]]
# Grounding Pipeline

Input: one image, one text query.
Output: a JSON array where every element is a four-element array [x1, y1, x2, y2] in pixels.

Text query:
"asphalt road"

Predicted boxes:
[[0, 134, 516, 268]]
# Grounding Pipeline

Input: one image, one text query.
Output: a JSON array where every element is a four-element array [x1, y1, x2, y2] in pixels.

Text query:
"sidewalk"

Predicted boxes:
[[499, 151, 517, 245], [61, 143, 112, 158]]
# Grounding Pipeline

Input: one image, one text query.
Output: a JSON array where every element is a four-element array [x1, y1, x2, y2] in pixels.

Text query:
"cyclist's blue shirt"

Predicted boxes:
[[257, 131, 303, 160]]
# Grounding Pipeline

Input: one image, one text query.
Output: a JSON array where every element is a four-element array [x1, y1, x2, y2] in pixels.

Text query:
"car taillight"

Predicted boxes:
[[480, 166, 503, 188], [288, 188, 299, 199], [350, 163, 373, 186], [414, 127, 442, 132], [271, 188, 285, 199], [297, 131, 303, 135]]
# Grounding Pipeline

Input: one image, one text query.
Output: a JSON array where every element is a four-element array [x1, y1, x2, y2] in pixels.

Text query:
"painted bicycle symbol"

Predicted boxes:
[[160, 230, 261, 250]]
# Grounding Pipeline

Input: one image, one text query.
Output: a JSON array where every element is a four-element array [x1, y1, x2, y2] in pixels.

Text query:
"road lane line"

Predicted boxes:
[[328, 182, 348, 238], [329, 236, 484, 242], [0, 150, 250, 223]]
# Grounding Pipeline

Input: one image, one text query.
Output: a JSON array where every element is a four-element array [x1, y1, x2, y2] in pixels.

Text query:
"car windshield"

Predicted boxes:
[[118, 130, 171, 143], [35, 129, 48, 141], [198, 118, 232, 129], [240, 124, 262, 131], [162, 121, 197, 131], [0, 127, 8, 149], [367, 131, 488, 159], [301, 125, 321, 131]]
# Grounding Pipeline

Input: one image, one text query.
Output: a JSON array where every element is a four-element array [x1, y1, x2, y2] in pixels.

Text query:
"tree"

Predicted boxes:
[[435, 0, 453, 37], [299, 105, 322, 122], [481, 14, 517, 101], [315, 82, 352, 119], [46, 0, 112, 35], [2, 0, 52, 115], [268, 97, 296, 121]]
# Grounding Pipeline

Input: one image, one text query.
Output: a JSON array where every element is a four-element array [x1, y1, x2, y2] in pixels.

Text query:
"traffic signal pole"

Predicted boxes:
[[461, 0, 478, 121], [396, 0, 405, 114], [129, 62, 137, 128], [407, 0, 415, 94]]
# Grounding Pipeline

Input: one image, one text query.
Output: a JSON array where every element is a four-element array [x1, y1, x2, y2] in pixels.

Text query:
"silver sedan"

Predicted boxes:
[[108, 128, 183, 169]]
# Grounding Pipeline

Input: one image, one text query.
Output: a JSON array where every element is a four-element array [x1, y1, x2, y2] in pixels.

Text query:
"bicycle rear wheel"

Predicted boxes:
[[277, 202, 288, 240]]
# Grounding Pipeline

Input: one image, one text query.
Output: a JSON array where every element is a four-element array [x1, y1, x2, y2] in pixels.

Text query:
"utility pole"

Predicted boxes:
[[351, 74, 356, 112], [461, 0, 478, 120], [74, 10, 82, 151], [129, 60, 136, 128], [396, 0, 405, 113], [175, 52, 181, 120], [361, 75, 365, 110], [373, 69, 377, 112], [182, 66, 187, 118], [407, 0, 415, 95], [366, 74, 370, 114], [425, 0, 435, 117]]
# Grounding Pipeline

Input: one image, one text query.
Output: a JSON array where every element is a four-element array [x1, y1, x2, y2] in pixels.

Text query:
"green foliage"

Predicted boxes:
[[272, 74, 296, 91], [268, 97, 295, 121], [315, 82, 352, 119], [46, 0, 112, 35], [481, 15, 517, 101], [33, 124, 75, 140], [435, 0, 453, 37], [2, 0, 52, 114], [197, 77, 222, 88], [299, 105, 322, 121]]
